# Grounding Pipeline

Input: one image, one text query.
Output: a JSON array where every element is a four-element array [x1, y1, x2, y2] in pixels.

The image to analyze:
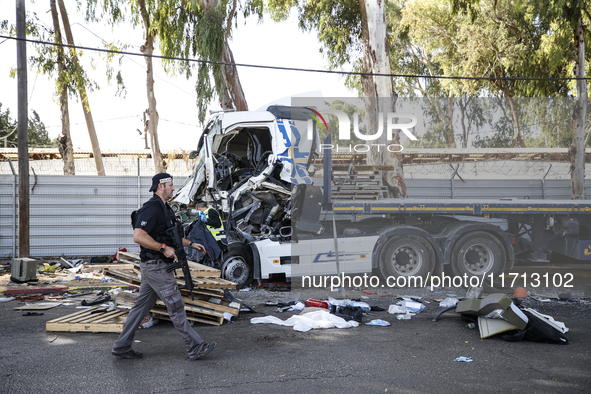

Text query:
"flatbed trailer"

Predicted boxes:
[[248, 196, 591, 286]]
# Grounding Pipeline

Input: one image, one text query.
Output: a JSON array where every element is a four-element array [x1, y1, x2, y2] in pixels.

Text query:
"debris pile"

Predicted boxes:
[[106, 251, 241, 327]]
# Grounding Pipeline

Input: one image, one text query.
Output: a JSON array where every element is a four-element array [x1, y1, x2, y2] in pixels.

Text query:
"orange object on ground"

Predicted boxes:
[[514, 287, 528, 298]]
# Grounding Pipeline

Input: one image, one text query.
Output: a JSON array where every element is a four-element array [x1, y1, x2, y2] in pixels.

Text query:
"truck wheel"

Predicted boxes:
[[222, 252, 253, 289], [450, 231, 506, 278], [378, 234, 435, 280]]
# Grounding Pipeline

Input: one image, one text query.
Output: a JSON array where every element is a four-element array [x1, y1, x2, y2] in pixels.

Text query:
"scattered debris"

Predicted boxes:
[[14, 303, 62, 311], [398, 300, 425, 313], [465, 286, 483, 299], [513, 287, 528, 298], [366, 319, 390, 327], [138, 316, 158, 329], [22, 312, 44, 317], [456, 294, 528, 330], [388, 305, 406, 314], [439, 298, 459, 308], [81, 294, 112, 306]]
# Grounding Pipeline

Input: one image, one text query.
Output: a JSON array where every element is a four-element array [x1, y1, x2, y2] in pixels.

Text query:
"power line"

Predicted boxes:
[[55, 24, 197, 98], [45, 114, 139, 128], [160, 118, 201, 127], [1, 34, 590, 82]]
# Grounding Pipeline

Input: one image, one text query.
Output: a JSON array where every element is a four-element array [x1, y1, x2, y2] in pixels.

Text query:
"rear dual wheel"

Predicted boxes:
[[377, 234, 435, 280], [450, 231, 506, 278]]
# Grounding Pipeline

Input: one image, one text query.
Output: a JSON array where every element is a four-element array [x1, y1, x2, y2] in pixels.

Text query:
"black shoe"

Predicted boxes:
[[112, 349, 143, 359], [190, 342, 217, 360]]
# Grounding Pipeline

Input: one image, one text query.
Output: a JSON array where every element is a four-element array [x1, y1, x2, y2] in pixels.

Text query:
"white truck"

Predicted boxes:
[[171, 106, 591, 288]]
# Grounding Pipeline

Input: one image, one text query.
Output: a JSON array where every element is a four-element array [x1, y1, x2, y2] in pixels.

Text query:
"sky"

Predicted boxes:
[[0, 2, 353, 151]]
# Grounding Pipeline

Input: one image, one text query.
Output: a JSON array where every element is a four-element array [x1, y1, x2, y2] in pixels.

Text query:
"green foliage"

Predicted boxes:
[[0, 103, 55, 148], [0, 8, 111, 107], [88, 0, 263, 124]]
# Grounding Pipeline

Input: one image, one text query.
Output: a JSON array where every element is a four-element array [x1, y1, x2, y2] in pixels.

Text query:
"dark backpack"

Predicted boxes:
[[501, 310, 568, 344], [131, 206, 144, 229]]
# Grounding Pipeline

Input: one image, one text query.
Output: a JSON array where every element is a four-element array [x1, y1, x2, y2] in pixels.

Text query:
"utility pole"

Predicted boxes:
[[16, 0, 29, 257]]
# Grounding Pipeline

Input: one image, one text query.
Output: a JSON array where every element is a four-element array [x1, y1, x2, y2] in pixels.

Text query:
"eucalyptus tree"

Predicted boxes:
[[87, 0, 261, 171], [1, 1, 108, 175], [268, 0, 406, 196], [448, 0, 590, 197]]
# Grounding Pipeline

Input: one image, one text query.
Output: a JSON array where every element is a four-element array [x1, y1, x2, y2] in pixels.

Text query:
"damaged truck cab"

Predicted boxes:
[[170, 106, 321, 287]]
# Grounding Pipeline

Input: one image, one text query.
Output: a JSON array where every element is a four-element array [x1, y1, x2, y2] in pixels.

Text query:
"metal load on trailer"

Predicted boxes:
[[170, 105, 591, 288]]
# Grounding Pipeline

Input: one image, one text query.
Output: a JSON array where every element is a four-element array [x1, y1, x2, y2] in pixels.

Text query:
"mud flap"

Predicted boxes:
[[293, 184, 323, 234]]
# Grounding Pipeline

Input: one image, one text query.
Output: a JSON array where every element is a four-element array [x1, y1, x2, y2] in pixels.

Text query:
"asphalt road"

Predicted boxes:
[[0, 278, 590, 394]]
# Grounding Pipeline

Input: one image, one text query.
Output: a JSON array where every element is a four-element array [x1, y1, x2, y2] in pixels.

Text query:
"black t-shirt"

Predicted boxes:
[[134, 195, 175, 262]]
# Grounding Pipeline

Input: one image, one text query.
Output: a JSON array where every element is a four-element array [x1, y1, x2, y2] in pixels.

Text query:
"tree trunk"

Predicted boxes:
[[359, 0, 404, 196], [138, 0, 165, 173], [202, 0, 248, 112], [432, 96, 456, 147], [57, 0, 105, 176], [570, 17, 587, 199], [50, 0, 74, 175], [221, 44, 248, 111], [505, 96, 525, 147]]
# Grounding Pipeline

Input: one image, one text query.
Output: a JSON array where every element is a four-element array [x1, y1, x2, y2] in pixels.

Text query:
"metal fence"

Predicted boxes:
[[1, 174, 590, 259], [0, 175, 185, 259], [405, 178, 591, 200]]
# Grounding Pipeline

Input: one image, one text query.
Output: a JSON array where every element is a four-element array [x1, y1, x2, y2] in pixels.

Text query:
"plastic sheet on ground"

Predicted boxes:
[[250, 310, 359, 332], [388, 305, 407, 314], [439, 297, 459, 308], [366, 319, 391, 326]]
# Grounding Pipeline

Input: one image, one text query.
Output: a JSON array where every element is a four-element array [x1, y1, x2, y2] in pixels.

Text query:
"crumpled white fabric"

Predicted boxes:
[[250, 310, 359, 332]]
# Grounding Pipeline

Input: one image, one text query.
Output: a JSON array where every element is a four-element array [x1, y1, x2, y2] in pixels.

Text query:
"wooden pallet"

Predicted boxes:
[[181, 288, 225, 298], [179, 277, 237, 289], [181, 295, 240, 316], [117, 251, 222, 278], [103, 268, 141, 286], [151, 305, 224, 326], [46, 307, 128, 333]]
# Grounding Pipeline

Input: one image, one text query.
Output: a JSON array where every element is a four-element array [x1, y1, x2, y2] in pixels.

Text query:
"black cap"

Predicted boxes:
[[149, 173, 173, 192]]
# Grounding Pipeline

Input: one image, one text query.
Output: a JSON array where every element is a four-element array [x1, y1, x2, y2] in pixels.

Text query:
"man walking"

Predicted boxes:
[[112, 173, 217, 360]]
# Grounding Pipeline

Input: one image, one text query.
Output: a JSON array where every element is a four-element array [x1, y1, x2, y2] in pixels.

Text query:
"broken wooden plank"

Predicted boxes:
[[14, 303, 62, 310], [155, 301, 225, 319], [117, 251, 140, 261], [5, 287, 67, 296], [189, 277, 237, 289], [180, 288, 225, 298], [180, 295, 240, 316], [150, 306, 223, 326], [102, 269, 141, 286]]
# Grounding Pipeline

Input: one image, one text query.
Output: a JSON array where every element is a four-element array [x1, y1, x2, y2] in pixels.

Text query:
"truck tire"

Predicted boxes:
[[222, 251, 253, 289], [450, 231, 506, 278], [377, 234, 435, 280]]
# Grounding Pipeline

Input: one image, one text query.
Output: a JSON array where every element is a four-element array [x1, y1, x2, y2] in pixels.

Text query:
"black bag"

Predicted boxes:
[[501, 310, 568, 344], [330, 305, 363, 323], [131, 206, 144, 229]]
